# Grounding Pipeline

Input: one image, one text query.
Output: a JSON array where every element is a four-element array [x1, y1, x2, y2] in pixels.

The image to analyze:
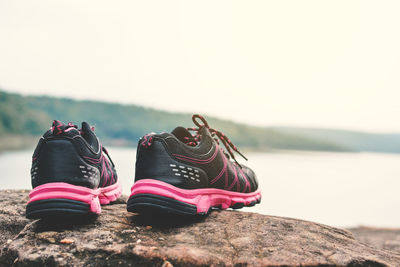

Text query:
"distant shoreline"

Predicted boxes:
[[3, 90, 400, 154], [0, 135, 39, 154], [2, 135, 399, 156], [0, 135, 347, 154]]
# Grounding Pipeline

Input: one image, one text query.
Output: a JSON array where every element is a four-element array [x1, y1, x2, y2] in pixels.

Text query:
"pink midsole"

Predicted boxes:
[[130, 179, 262, 213], [28, 181, 122, 214], [99, 180, 123, 204]]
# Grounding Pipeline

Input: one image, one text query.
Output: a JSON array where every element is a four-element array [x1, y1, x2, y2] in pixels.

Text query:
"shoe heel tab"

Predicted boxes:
[[138, 133, 156, 148], [31, 138, 101, 189], [137, 132, 175, 151], [32, 135, 77, 165], [46, 120, 81, 138]]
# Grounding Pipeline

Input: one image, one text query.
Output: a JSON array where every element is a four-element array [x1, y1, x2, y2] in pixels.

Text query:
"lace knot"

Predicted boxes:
[[186, 114, 248, 167]]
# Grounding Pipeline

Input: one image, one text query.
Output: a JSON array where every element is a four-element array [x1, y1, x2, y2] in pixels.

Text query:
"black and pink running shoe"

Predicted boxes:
[[26, 120, 122, 219], [127, 114, 261, 216]]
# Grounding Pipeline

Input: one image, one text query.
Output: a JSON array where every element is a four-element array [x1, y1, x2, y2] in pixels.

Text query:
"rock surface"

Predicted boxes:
[[349, 227, 400, 254], [1, 190, 400, 267], [0, 190, 30, 247]]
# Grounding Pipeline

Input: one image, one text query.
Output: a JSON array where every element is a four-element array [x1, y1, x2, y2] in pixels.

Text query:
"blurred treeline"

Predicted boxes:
[[1, 90, 399, 153], [0, 90, 345, 151]]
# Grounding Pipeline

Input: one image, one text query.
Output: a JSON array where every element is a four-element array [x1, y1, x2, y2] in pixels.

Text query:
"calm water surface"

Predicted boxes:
[[1, 148, 399, 228]]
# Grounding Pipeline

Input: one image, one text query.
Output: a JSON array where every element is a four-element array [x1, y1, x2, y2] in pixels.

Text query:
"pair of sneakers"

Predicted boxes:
[[26, 115, 261, 219]]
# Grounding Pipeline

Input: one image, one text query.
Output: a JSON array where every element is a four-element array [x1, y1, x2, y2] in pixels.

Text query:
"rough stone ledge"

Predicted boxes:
[[0, 190, 399, 267]]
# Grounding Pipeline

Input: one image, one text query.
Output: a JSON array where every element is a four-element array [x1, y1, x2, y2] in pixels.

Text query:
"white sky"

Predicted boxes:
[[0, 1, 399, 132]]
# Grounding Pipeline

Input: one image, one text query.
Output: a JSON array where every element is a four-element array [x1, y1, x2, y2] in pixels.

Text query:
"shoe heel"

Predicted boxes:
[[26, 182, 101, 219], [127, 179, 200, 216], [99, 180, 123, 205], [127, 193, 198, 216], [127, 179, 262, 216]]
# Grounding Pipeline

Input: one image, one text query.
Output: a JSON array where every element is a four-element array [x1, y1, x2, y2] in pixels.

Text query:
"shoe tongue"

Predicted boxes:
[[81, 122, 99, 151], [171, 126, 193, 143], [199, 126, 212, 137]]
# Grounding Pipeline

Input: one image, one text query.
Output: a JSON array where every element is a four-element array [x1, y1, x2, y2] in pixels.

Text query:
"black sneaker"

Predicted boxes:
[[127, 114, 261, 216], [26, 120, 122, 219]]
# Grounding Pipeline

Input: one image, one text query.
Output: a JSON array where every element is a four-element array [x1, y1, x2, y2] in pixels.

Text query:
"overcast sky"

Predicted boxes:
[[0, 1, 399, 132]]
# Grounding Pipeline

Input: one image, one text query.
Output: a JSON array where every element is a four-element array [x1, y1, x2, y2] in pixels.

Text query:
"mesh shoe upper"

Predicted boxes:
[[135, 115, 258, 193], [31, 120, 118, 189]]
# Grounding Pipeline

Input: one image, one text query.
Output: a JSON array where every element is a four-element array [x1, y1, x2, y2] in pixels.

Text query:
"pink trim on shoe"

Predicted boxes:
[[99, 180, 122, 205], [172, 145, 219, 164], [129, 179, 261, 214], [28, 182, 102, 214], [27, 180, 123, 214]]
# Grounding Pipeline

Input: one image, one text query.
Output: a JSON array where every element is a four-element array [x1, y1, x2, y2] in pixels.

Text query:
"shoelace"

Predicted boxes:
[[102, 146, 115, 167], [185, 114, 248, 167]]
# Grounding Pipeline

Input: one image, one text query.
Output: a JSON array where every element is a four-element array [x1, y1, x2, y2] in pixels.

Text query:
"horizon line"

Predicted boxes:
[[1, 87, 398, 135]]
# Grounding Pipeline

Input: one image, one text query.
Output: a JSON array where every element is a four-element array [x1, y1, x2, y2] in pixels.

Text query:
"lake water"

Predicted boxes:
[[1, 148, 399, 228]]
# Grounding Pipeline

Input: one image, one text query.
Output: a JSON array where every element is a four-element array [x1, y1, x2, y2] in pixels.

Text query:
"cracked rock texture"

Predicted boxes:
[[349, 227, 400, 254], [1, 190, 400, 267], [0, 190, 30, 247]]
